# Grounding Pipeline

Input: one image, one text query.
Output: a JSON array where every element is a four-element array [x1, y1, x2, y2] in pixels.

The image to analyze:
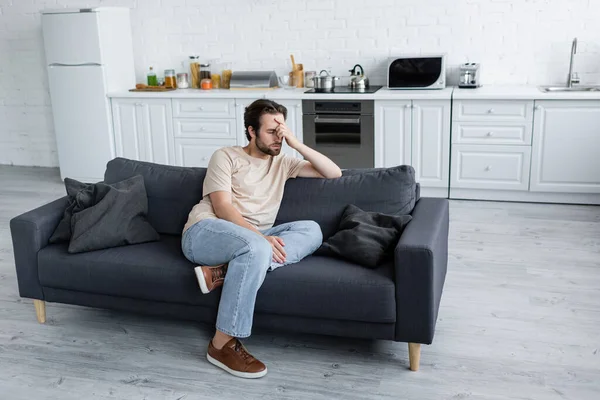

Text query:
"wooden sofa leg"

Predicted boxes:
[[408, 343, 421, 371], [34, 300, 46, 324]]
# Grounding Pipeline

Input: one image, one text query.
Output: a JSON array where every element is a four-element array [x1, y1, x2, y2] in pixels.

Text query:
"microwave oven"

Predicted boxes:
[[387, 54, 446, 89]]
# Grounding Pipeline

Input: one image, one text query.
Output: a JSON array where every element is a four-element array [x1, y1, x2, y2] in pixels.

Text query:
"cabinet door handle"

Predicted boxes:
[[296, 104, 301, 108], [405, 104, 411, 109], [486, 131, 494, 137], [487, 108, 494, 113], [135, 102, 142, 107], [485, 165, 492, 171], [198, 106, 204, 111], [199, 127, 205, 131], [535, 105, 541, 110]]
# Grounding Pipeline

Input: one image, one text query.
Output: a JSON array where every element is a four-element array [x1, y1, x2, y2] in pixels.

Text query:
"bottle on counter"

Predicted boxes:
[[147, 66, 158, 86]]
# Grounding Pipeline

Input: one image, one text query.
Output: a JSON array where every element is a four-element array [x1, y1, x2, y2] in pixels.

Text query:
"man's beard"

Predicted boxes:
[[256, 134, 282, 156]]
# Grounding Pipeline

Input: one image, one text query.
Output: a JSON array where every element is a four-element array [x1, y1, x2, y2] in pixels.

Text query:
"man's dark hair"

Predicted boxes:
[[244, 99, 288, 141]]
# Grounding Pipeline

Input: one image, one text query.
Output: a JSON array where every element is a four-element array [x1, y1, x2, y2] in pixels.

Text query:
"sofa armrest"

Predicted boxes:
[[9, 196, 69, 300], [393, 197, 449, 344]]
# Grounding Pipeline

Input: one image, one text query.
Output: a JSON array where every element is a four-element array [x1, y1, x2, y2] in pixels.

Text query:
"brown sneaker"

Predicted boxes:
[[194, 264, 228, 294], [207, 338, 267, 379]]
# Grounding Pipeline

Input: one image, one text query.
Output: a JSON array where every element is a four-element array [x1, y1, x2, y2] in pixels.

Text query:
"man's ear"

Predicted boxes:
[[248, 126, 257, 140]]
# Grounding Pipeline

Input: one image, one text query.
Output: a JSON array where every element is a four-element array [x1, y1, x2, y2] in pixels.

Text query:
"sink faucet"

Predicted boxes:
[[567, 37, 580, 87]]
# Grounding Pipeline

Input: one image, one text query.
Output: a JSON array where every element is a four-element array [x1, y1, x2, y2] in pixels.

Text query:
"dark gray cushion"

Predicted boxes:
[[315, 204, 413, 268], [38, 235, 396, 323], [50, 175, 159, 253], [276, 165, 417, 240], [104, 158, 206, 235]]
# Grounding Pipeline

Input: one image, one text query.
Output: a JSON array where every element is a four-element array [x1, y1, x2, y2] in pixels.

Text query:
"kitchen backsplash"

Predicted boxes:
[[1, 0, 599, 167]]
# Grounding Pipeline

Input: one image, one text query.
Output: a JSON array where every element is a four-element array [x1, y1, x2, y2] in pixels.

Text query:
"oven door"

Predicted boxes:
[[303, 113, 374, 169]]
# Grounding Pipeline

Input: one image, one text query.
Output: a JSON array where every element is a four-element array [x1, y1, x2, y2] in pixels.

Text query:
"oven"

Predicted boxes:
[[302, 100, 374, 169]]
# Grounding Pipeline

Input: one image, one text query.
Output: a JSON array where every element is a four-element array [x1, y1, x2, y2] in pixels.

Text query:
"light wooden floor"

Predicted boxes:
[[1, 165, 599, 400]]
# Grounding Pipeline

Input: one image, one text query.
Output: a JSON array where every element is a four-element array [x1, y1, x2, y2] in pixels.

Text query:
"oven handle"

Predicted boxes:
[[314, 116, 361, 124]]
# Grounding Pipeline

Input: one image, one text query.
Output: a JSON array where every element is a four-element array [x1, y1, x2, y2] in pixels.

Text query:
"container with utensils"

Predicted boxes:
[[289, 54, 304, 87]]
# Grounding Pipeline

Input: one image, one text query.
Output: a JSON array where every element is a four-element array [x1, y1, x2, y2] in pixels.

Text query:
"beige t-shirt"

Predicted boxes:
[[183, 146, 309, 233]]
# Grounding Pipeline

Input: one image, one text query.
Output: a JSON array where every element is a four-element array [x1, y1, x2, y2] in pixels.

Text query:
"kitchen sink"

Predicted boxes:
[[538, 85, 600, 92]]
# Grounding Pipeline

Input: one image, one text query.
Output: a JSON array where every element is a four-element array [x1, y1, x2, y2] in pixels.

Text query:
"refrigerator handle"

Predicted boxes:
[[49, 63, 103, 67]]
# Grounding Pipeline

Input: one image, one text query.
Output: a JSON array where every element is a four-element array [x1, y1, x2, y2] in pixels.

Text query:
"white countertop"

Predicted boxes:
[[108, 87, 454, 100], [453, 85, 600, 100], [107, 85, 600, 101]]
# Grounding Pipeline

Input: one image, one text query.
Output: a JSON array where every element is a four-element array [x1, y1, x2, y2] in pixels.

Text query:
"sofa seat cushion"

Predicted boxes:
[[256, 256, 396, 323], [38, 235, 219, 308], [38, 236, 396, 323]]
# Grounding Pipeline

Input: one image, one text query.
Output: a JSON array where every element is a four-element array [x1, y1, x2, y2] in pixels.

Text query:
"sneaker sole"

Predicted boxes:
[[206, 353, 268, 379], [194, 266, 210, 294]]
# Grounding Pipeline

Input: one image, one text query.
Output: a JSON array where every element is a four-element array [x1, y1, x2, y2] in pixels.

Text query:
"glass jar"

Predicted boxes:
[[211, 73, 221, 89], [164, 69, 177, 88], [200, 63, 211, 81], [188, 56, 200, 88], [177, 72, 189, 89], [201, 78, 212, 90], [220, 62, 232, 89]]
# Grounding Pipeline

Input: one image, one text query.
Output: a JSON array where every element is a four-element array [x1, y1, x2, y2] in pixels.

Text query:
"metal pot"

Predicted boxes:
[[312, 70, 339, 92], [349, 64, 369, 90]]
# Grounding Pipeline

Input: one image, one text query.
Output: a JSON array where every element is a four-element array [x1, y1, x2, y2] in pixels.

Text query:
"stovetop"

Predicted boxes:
[[304, 85, 383, 94]]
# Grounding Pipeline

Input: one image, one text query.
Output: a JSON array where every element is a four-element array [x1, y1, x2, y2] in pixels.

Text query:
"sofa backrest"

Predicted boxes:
[[104, 158, 418, 238], [275, 165, 417, 239]]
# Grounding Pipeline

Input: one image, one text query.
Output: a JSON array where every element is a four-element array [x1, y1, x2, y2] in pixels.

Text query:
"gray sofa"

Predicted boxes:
[[10, 157, 449, 371]]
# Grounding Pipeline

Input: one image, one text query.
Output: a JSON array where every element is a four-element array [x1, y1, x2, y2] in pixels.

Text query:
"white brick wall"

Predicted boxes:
[[1, 0, 599, 167]]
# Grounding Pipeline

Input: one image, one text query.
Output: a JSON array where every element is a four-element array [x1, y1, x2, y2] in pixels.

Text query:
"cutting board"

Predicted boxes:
[[129, 87, 176, 92]]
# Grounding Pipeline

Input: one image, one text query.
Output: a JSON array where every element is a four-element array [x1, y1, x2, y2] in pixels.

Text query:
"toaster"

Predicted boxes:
[[458, 63, 481, 88]]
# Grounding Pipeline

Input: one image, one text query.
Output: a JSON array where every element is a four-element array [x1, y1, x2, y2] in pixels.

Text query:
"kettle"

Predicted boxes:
[[349, 64, 369, 90]]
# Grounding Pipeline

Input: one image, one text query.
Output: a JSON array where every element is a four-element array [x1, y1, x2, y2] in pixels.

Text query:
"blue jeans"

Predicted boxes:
[[181, 218, 323, 338]]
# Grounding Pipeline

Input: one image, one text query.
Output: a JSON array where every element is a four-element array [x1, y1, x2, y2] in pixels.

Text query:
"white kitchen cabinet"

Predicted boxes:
[[530, 101, 600, 193], [111, 98, 174, 165], [174, 138, 237, 168], [453, 100, 533, 122], [235, 98, 303, 158], [374, 100, 412, 168], [172, 98, 236, 119], [451, 144, 531, 190], [412, 100, 450, 192], [375, 100, 450, 197]]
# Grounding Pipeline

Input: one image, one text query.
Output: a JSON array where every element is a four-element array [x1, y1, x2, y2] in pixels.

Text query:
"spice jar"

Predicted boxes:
[[305, 71, 316, 88], [164, 69, 177, 88], [201, 78, 212, 90], [177, 72, 189, 89]]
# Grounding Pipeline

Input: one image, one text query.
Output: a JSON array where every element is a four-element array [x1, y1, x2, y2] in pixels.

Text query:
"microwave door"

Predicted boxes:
[[389, 57, 443, 87]]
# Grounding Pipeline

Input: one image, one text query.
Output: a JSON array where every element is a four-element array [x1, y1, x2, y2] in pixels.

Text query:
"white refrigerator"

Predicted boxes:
[[41, 7, 135, 182]]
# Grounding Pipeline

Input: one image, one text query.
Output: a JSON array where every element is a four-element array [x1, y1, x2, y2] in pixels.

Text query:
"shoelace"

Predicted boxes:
[[234, 340, 253, 361], [211, 264, 228, 281]]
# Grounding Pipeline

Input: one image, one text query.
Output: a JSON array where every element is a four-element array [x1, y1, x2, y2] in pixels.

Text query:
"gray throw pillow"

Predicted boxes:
[[315, 204, 412, 268], [50, 175, 159, 253]]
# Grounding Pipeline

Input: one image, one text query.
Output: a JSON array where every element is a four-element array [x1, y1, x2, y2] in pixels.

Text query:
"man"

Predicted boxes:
[[181, 99, 342, 379]]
